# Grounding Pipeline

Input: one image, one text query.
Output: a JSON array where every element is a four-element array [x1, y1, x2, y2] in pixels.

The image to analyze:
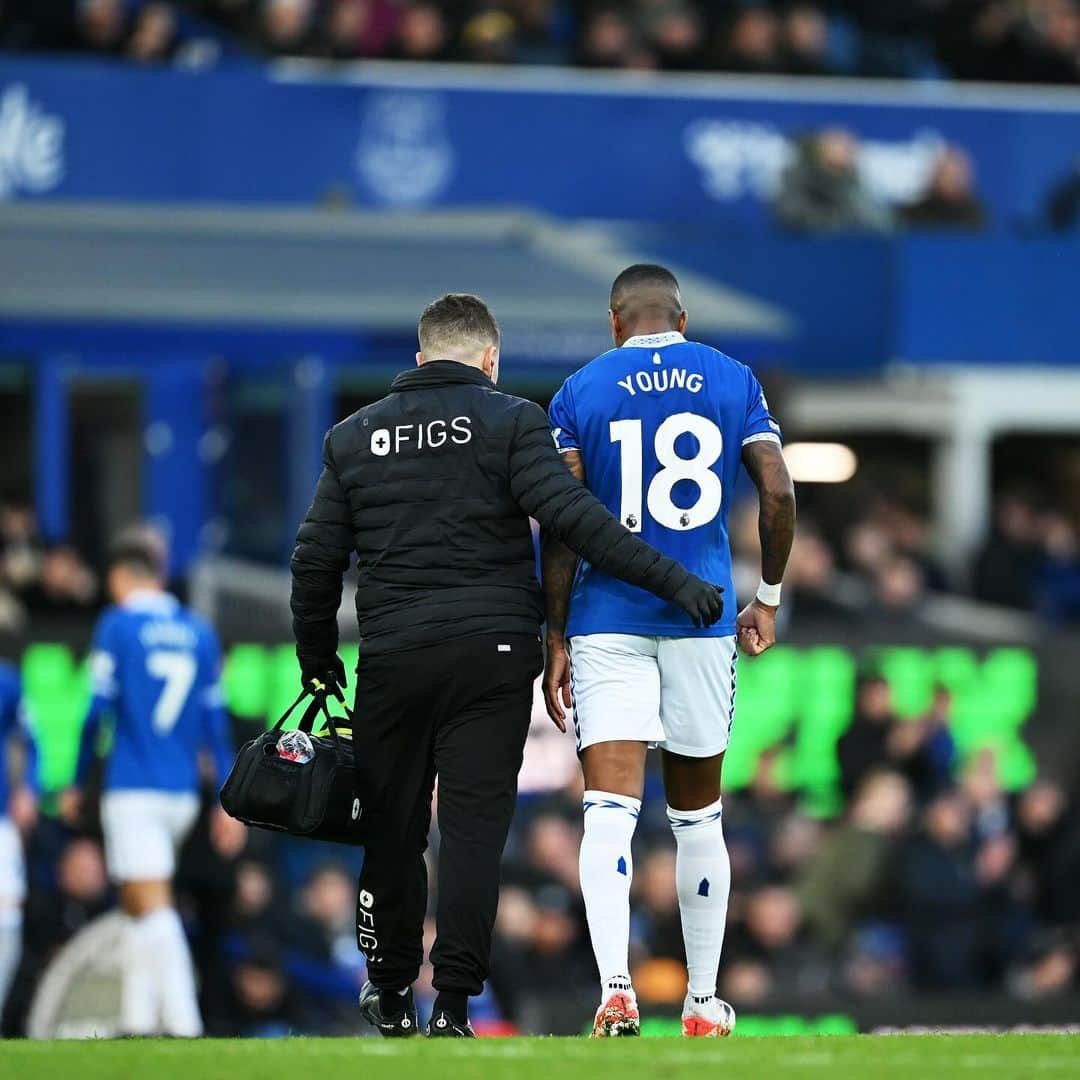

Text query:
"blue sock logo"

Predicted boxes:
[[698, 878, 710, 897], [617, 856, 628, 876]]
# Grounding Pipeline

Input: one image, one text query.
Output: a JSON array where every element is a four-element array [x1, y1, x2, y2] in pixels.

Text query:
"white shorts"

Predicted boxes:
[[569, 634, 738, 758], [0, 817, 26, 907], [101, 790, 200, 883]]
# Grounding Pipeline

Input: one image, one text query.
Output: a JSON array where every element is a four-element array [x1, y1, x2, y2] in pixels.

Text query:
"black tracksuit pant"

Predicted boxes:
[[354, 633, 542, 998]]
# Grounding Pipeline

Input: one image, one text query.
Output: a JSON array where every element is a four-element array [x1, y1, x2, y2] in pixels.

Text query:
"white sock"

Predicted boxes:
[[153, 907, 204, 1037], [668, 797, 731, 1000], [0, 912, 22, 1010], [124, 908, 203, 1037], [580, 790, 640, 999], [122, 912, 161, 1035]]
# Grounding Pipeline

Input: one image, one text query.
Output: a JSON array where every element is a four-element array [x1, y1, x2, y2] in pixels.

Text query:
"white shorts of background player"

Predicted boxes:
[[0, 817, 26, 908], [568, 634, 738, 758], [100, 791, 200, 882]]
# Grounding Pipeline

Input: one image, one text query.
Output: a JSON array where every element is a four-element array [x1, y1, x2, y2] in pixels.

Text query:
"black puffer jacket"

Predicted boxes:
[[291, 361, 696, 658]]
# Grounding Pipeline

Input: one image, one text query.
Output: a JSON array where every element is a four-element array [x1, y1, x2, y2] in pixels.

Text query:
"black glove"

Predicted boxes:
[[299, 654, 347, 701], [671, 576, 725, 628]]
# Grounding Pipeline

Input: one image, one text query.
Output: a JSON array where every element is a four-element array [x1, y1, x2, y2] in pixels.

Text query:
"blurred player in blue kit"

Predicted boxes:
[[64, 530, 243, 1036], [0, 655, 37, 1021], [543, 266, 796, 1037]]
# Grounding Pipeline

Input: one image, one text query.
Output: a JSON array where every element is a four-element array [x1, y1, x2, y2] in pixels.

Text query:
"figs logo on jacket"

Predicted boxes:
[[371, 417, 472, 456], [0, 84, 64, 201]]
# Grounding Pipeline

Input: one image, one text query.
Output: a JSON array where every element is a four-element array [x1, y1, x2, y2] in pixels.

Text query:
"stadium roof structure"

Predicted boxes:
[[0, 204, 793, 364]]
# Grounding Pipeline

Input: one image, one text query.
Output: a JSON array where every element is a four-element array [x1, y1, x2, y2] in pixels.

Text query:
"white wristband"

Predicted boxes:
[[756, 579, 782, 607]]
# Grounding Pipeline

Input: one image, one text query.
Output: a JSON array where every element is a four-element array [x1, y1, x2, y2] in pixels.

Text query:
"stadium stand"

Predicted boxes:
[[0, 2, 1077, 84], [1, 4, 1079, 1042]]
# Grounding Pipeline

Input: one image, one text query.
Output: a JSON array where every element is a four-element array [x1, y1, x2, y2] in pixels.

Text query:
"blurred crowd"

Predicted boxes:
[[732, 486, 1080, 626], [771, 127, 1080, 233], [0, 502, 97, 635], [5, 679, 1080, 1036], [2, 2, 1078, 84], [774, 130, 988, 233]]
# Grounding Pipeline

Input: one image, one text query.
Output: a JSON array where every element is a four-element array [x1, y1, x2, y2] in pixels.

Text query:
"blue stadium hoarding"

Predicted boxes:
[[0, 56, 1078, 227]]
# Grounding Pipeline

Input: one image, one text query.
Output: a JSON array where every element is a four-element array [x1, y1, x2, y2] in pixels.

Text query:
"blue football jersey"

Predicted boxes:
[[79, 590, 232, 793], [548, 332, 781, 638], [0, 661, 37, 815]]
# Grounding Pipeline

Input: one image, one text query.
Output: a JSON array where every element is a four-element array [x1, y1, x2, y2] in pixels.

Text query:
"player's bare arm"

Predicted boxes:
[[738, 439, 796, 656], [541, 448, 585, 730]]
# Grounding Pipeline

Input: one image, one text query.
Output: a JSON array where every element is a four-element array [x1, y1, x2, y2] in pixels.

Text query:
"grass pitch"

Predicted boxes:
[[2, 1035, 1077, 1080]]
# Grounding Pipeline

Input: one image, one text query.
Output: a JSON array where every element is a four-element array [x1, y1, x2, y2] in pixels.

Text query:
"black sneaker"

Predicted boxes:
[[358, 981, 418, 1038], [427, 1010, 476, 1038]]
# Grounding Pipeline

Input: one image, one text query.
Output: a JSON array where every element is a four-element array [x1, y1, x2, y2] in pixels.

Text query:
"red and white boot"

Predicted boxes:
[[591, 983, 640, 1037], [681, 993, 736, 1038]]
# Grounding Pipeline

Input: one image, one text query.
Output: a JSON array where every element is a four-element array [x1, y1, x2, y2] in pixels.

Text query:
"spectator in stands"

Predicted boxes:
[[799, 770, 911, 953], [899, 788, 1020, 989], [716, 6, 782, 73], [1016, 780, 1080, 927], [319, 0, 398, 60], [221, 939, 315, 1036], [769, 811, 824, 882], [870, 554, 928, 619], [782, 527, 857, 620], [973, 492, 1041, 609], [0, 503, 97, 615], [0, 501, 39, 623], [1033, 511, 1080, 624], [30, 546, 98, 612], [902, 147, 987, 229], [904, 685, 957, 801], [963, 747, 1013, 842], [774, 128, 895, 232], [20, 837, 110, 982], [854, 0, 941, 79], [836, 675, 899, 799], [258, 0, 316, 57], [1010, 0, 1080, 85], [390, 2, 453, 62], [497, 881, 591, 996], [838, 674, 956, 800], [511, 0, 573, 66], [630, 849, 684, 966], [226, 858, 297, 947], [578, 7, 652, 69], [781, 2, 832, 76], [722, 885, 828, 1003], [300, 863, 363, 978], [76, 0, 128, 55], [461, 10, 517, 64], [127, 2, 179, 63], [642, 2, 707, 72], [526, 813, 582, 895]]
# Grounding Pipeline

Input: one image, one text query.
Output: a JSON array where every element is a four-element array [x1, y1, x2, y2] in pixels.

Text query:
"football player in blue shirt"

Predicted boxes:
[[65, 530, 242, 1036], [543, 265, 795, 1037], [0, 657, 37, 1018]]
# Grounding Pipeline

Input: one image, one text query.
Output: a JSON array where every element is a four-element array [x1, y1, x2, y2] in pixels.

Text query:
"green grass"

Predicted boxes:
[[2, 1036, 1077, 1080]]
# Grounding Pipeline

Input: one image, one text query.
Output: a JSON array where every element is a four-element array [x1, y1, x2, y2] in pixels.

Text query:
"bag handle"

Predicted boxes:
[[271, 683, 355, 743], [271, 688, 310, 732]]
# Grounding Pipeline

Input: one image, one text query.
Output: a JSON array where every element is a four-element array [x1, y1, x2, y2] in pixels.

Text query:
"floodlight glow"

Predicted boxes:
[[783, 442, 858, 484]]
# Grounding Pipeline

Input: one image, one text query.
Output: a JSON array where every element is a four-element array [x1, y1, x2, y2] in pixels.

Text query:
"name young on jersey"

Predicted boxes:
[[617, 354, 705, 398]]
